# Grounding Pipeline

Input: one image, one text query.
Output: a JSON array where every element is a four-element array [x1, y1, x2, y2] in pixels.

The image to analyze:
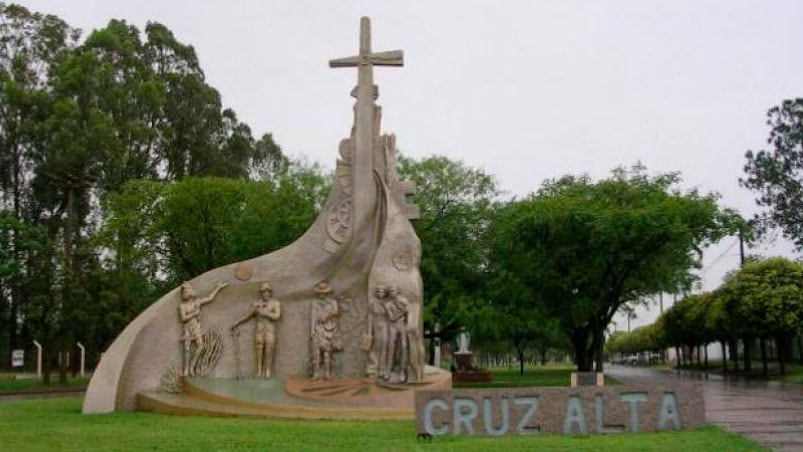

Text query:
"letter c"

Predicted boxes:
[[423, 398, 449, 435]]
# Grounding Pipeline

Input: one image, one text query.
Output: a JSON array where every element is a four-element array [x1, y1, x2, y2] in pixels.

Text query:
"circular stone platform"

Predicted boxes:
[[136, 365, 450, 420]]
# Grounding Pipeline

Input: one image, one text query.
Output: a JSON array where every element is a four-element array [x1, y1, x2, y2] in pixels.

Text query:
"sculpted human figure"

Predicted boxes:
[[310, 281, 342, 380], [363, 285, 389, 378], [406, 300, 424, 382], [178, 281, 227, 377], [231, 283, 282, 379], [384, 285, 409, 381]]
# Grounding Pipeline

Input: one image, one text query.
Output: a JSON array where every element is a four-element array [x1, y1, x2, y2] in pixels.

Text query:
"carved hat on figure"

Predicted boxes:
[[315, 281, 334, 294]]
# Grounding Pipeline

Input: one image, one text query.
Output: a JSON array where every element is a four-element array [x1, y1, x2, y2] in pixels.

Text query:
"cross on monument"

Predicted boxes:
[[329, 17, 404, 220], [329, 17, 403, 102]]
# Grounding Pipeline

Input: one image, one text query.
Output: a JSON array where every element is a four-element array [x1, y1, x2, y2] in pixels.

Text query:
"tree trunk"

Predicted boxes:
[[798, 336, 803, 365], [8, 146, 22, 370], [59, 347, 68, 385], [594, 328, 605, 373], [721, 342, 727, 373], [572, 331, 593, 372], [760, 337, 768, 377], [704, 345, 708, 372], [42, 349, 51, 385], [728, 339, 738, 371], [519, 350, 525, 376], [675, 346, 681, 369], [8, 299, 17, 370], [744, 337, 752, 372], [777, 336, 786, 375]]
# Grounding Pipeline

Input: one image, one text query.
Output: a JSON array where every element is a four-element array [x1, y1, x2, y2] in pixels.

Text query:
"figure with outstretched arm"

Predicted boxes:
[[178, 281, 227, 377]]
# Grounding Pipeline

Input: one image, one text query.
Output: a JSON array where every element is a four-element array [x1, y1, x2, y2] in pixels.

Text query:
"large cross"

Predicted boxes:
[[329, 17, 403, 101], [329, 17, 403, 222]]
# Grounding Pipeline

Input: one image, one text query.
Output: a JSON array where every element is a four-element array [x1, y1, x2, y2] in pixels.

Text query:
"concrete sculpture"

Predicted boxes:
[[230, 283, 281, 379], [83, 17, 445, 418]]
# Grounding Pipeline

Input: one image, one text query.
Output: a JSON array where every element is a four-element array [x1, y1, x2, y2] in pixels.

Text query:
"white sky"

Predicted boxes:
[[21, 0, 803, 328]]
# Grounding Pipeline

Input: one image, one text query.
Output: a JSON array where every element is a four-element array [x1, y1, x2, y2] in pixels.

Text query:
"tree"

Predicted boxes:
[[0, 5, 290, 374], [0, 3, 79, 367], [720, 257, 803, 375], [98, 165, 327, 288], [494, 165, 736, 372], [398, 155, 499, 362], [742, 98, 803, 247]]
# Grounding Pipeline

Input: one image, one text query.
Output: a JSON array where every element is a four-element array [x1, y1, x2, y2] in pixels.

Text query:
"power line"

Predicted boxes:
[[698, 237, 739, 277]]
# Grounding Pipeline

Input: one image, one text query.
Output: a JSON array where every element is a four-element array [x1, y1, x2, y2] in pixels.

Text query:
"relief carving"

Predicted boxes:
[[231, 283, 282, 379], [310, 281, 343, 380], [178, 281, 227, 377]]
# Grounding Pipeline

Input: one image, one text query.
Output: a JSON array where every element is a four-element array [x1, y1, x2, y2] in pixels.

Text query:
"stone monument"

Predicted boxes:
[[452, 328, 492, 383], [83, 17, 450, 419]]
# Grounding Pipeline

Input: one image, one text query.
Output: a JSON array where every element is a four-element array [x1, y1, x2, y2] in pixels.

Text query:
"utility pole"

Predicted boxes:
[[738, 227, 746, 267]]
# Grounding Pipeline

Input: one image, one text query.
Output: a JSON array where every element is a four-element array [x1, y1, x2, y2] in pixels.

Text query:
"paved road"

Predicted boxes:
[[607, 365, 803, 451]]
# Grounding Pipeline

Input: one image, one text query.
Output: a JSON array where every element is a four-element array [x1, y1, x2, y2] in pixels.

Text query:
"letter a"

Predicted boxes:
[[658, 393, 682, 430], [563, 396, 587, 434]]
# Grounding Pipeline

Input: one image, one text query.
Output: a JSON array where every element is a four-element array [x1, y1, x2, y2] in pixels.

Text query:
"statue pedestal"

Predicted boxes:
[[454, 351, 474, 371], [137, 365, 452, 420], [452, 351, 492, 383]]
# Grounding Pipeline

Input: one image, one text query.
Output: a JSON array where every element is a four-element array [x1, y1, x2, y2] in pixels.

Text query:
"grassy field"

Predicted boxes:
[[0, 396, 764, 451], [0, 375, 89, 392], [454, 364, 617, 388]]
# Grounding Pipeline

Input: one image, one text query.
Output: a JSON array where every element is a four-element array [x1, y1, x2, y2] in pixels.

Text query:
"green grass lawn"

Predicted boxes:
[[0, 396, 764, 451], [455, 364, 617, 388], [0, 375, 89, 392]]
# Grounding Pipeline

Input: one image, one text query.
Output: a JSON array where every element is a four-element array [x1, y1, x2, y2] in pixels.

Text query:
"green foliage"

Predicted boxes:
[[0, 3, 290, 372], [398, 155, 499, 344], [606, 323, 663, 356], [650, 257, 803, 375], [722, 257, 803, 339], [742, 98, 803, 248], [98, 171, 325, 285], [493, 164, 736, 371], [656, 293, 716, 350]]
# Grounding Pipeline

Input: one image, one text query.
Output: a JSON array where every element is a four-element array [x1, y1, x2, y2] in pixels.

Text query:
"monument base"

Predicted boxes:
[[136, 365, 451, 420], [452, 351, 493, 383]]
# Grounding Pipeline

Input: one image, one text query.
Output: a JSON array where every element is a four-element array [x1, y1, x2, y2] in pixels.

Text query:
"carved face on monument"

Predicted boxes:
[[180, 283, 194, 301], [259, 283, 273, 300], [386, 285, 397, 299], [375, 285, 387, 298]]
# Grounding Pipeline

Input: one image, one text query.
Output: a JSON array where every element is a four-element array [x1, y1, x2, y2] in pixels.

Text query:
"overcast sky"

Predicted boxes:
[[20, 0, 803, 328]]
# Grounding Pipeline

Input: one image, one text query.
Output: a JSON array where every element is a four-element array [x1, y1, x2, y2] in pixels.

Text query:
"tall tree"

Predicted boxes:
[[742, 98, 803, 247], [494, 165, 735, 371], [398, 155, 499, 362], [0, 3, 79, 366]]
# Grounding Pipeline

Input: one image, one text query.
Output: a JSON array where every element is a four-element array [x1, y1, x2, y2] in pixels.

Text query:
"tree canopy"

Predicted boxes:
[[492, 165, 737, 371], [398, 155, 499, 357], [742, 98, 803, 248], [0, 4, 293, 378]]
